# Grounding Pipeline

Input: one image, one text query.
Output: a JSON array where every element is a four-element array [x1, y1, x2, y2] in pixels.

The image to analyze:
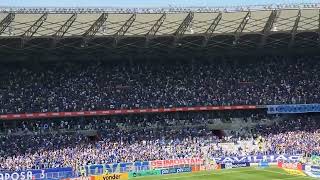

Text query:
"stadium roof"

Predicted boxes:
[[0, 6, 319, 59]]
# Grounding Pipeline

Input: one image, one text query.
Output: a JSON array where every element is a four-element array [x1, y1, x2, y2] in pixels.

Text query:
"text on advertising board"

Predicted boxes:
[[85, 161, 149, 175], [214, 155, 301, 163], [0, 172, 32, 180], [151, 158, 203, 168], [93, 173, 128, 180]]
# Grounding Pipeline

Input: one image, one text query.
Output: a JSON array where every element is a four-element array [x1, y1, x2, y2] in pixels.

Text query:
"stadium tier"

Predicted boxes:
[[1, 5, 320, 180], [0, 56, 320, 116]]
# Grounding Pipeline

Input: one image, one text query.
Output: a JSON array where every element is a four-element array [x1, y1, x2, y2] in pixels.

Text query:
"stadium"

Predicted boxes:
[[0, 2, 320, 180]]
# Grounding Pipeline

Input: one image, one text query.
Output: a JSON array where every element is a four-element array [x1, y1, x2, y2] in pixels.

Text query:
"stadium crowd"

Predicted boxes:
[[1, 56, 320, 114], [0, 112, 319, 172], [1, 55, 320, 173]]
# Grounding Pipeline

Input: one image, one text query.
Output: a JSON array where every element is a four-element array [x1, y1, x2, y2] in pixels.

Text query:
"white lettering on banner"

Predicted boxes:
[[214, 155, 301, 163], [151, 158, 203, 168], [232, 157, 247, 162], [0, 171, 32, 180]]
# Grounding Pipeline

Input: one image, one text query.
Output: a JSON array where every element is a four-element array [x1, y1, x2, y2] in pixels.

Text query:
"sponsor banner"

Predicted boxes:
[[222, 162, 250, 169], [62, 177, 94, 180], [160, 167, 192, 175], [128, 170, 161, 178], [258, 161, 269, 168], [304, 171, 320, 178], [93, 173, 128, 180], [0, 171, 33, 180], [214, 155, 301, 164], [0, 105, 256, 120], [151, 158, 203, 168], [0, 167, 73, 180], [305, 165, 320, 177], [280, 162, 303, 171], [267, 104, 320, 114], [85, 161, 150, 175]]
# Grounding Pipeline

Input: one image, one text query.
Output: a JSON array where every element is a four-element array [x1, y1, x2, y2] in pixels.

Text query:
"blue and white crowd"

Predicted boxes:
[[0, 56, 320, 172], [0, 112, 320, 171], [0, 56, 320, 114]]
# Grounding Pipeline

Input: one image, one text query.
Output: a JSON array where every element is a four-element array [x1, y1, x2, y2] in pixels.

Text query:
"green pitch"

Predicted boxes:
[[133, 167, 315, 180]]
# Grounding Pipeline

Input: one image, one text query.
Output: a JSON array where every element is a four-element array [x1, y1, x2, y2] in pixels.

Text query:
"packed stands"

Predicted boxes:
[[1, 111, 320, 172], [0, 56, 320, 114]]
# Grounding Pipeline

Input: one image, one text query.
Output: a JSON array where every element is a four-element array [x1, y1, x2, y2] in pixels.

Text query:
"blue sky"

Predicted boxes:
[[0, 0, 318, 8]]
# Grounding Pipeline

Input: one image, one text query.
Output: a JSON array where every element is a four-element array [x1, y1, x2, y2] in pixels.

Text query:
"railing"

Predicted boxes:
[[0, 105, 257, 120]]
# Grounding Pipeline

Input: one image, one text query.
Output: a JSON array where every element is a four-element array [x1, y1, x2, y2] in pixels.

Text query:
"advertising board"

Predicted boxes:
[[151, 158, 203, 168], [258, 161, 269, 168], [128, 170, 161, 178], [214, 155, 301, 164], [222, 162, 250, 169], [85, 161, 149, 175], [92, 173, 128, 180], [0, 167, 73, 180], [160, 167, 192, 175], [304, 165, 320, 178], [62, 177, 94, 180]]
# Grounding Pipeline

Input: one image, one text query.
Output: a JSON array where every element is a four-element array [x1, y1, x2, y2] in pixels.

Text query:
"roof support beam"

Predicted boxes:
[[173, 12, 194, 46], [21, 13, 48, 47], [54, 13, 77, 38], [0, 13, 15, 35], [22, 13, 48, 40], [145, 13, 166, 47], [83, 13, 108, 41], [202, 12, 222, 47], [113, 14, 136, 47], [234, 11, 251, 43], [52, 13, 77, 47], [260, 10, 280, 48], [289, 10, 301, 48]]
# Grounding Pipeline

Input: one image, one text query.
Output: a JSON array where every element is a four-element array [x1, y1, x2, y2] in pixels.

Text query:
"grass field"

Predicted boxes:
[[133, 167, 316, 180]]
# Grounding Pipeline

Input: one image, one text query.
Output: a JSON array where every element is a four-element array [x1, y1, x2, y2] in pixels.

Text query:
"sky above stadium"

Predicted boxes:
[[0, 0, 319, 7]]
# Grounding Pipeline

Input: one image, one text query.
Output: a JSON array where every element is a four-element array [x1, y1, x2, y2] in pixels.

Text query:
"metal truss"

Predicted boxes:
[[0, 9, 319, 56], [83, 13, 108, 40], [260, 10, 280, 48], [173, 12, 194, 46], [113, 14, 136, 47], [22, 13, 48, 40], [289, 10, 301, 48], [52, 13, 77, 46], [0, 13, 15, 35], [145, 13, 166, 47], [54, 14, 77, 38], [234, 11, 251, 43], [202, 12, 222, 47]]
